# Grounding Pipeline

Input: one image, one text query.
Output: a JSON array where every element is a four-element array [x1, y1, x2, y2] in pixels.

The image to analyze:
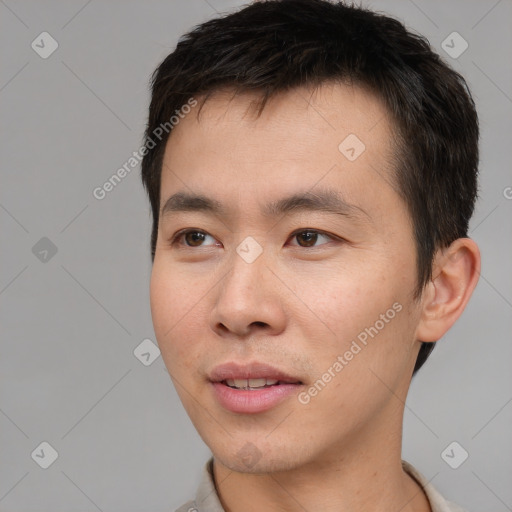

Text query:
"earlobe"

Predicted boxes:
[[415, 238, 481, 343]]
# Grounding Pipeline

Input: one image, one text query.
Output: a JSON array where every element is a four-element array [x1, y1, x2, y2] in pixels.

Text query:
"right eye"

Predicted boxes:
[[170, 229, 219, 248]]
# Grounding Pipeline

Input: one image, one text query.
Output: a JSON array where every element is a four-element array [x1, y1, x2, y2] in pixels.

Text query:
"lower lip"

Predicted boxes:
[[210, 382, 302, 414]]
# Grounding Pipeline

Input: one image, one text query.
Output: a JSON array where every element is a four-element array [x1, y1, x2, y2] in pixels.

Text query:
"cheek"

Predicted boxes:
[[293, 262, 415, 383], [301, 305, 415, 422], [149, 263, 174, 341], [149, 260, 206, 369], [288, 259, 398, 344]]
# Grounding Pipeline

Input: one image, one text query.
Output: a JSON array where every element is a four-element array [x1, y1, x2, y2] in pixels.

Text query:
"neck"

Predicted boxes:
[[212, 409, 431, 512]]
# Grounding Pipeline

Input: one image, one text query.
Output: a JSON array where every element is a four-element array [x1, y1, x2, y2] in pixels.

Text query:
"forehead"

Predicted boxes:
[[172, 82, 392, 146], [160, 82, 400, 222]]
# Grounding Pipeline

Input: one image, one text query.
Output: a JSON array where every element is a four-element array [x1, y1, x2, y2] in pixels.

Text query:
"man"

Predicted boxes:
[[140, 1, 480, 510]]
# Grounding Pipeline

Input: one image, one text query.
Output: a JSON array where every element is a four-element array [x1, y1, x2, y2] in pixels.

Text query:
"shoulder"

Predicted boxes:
[[173, 457, 225, 512], [174, 500, 198, 512], [402, 460, 468, 512], [443, 501, 468, 512]]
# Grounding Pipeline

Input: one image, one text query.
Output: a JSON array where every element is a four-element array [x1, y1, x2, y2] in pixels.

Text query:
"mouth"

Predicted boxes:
[[209, 361, 303, 383], [221, 378, 302, 390], [208, 362, 304, 414]]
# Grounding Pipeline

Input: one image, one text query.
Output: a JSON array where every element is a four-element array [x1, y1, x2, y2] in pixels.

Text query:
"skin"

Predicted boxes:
[[150, 82, 480, 512]]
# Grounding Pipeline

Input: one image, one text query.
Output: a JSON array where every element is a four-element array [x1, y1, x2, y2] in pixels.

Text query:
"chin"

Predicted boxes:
[[211, 435, 315, 475]]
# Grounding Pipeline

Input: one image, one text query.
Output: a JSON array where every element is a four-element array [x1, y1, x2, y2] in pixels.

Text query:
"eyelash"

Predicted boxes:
[[169, 228, 341, 249]]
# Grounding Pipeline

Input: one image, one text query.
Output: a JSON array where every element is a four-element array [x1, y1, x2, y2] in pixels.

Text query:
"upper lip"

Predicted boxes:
[[209, 361, 303, 384]]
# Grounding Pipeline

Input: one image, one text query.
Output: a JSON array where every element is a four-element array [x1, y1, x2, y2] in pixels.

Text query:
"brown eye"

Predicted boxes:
[[295, 231, 319, 247], [184, 231, 207, 247], [292, 229, 333, 247], [171, 230, 216, 248]]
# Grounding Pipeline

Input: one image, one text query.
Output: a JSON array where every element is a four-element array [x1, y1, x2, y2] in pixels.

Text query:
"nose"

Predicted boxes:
[[209, 245, 287, 339]]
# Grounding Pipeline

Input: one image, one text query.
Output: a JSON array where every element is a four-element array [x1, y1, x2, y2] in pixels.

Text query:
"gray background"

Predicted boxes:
[[1, 0, 511, 511]]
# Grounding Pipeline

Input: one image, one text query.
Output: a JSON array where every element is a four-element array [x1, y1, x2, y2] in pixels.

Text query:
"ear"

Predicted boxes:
[[415, 238, 481, 343]]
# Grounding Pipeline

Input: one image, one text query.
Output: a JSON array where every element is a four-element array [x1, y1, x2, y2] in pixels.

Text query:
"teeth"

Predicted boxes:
[[225, 378, 280, 389], [248, 378, 266, 388], [234, 378, 249, 388]]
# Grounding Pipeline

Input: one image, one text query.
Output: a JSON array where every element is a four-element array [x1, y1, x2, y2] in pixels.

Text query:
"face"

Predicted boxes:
[[150, 83, 424, 473]]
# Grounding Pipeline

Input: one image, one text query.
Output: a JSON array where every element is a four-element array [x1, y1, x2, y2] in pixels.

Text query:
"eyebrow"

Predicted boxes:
[[160, 188, 370, 222]]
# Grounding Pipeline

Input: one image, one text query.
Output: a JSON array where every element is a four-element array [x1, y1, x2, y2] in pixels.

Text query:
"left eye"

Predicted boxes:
[[289, 230, 334, 248]]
